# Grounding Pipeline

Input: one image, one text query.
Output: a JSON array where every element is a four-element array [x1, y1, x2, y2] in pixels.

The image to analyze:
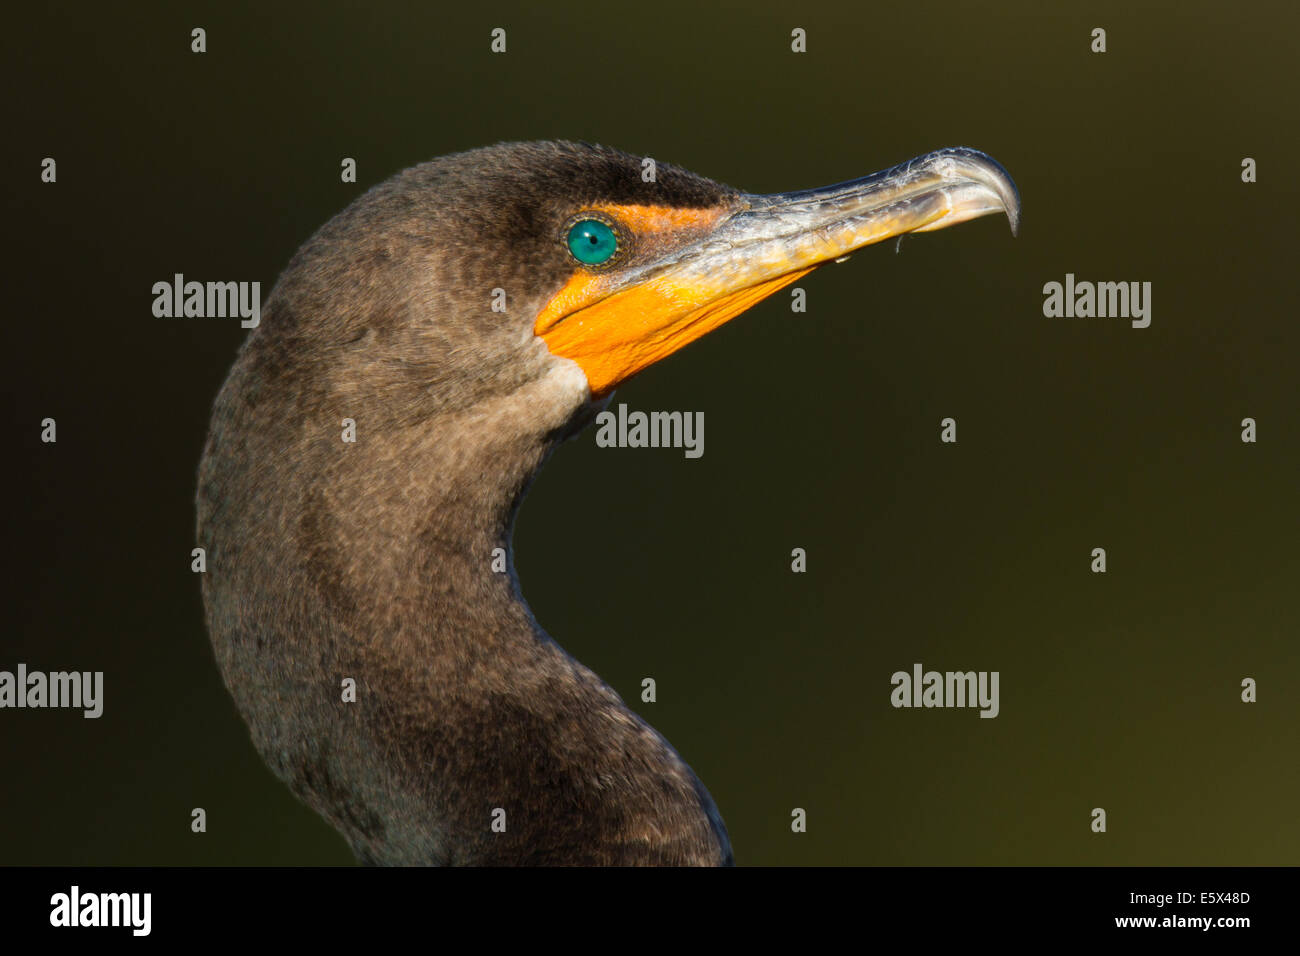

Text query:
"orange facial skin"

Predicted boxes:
[[536, 202, 748, 396], [536, 262, 812, 396]]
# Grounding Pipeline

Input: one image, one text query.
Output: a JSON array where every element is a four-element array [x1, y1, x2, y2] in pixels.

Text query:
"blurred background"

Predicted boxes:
[[2, 1, 1296, 865]]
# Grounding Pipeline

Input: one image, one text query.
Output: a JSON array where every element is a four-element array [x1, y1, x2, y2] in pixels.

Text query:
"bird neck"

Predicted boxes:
[[202, 353, 731, 864]]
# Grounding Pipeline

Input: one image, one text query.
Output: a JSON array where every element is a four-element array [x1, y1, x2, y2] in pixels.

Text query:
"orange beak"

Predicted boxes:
[[535, 147, 1020, 396]]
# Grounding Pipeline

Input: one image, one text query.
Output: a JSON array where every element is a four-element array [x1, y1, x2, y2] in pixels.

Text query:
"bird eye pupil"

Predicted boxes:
[[567, 218, 618, 265]]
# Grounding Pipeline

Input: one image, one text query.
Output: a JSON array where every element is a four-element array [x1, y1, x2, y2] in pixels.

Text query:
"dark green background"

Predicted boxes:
[[2, 1, 1296, 865]]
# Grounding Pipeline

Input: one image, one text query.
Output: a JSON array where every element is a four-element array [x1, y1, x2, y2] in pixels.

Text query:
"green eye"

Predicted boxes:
[[566, 218, 619, 265]]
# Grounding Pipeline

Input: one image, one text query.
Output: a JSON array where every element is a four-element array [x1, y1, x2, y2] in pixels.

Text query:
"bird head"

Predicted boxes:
[[255, 140, 1018, 434]]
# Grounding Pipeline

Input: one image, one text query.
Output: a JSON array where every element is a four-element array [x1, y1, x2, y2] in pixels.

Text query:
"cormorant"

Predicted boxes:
[[197, 141, 1019, 866]]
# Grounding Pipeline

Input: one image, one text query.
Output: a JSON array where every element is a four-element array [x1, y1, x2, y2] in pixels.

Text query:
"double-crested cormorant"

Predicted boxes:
[[197, 141, 1019, 865]]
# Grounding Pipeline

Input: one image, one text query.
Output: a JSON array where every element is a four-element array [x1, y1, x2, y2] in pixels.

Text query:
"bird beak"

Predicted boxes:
[[535, 147, 1020, 396]]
